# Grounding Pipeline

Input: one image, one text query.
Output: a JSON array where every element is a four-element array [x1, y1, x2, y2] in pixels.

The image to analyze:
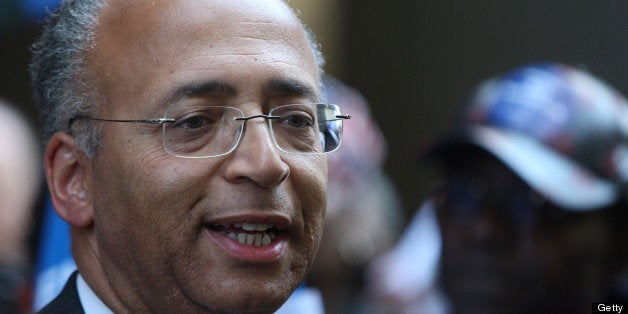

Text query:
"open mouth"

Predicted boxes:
[[206, 222, 280, 247]]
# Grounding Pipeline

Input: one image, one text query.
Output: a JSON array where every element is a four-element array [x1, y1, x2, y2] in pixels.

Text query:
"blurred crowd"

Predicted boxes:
[[367, 63, 628, 314]]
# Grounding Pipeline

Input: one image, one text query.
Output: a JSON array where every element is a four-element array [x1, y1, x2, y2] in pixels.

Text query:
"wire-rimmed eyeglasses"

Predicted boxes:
[[68, 103, 351, 158]]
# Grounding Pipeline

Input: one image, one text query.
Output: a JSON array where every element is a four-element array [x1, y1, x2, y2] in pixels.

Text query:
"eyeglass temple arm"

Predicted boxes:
[[68, 112, 350, 131], [320, 114, 352, 123], [234, 114, 350, 123], [68, 114, 175, 129], [235, 114, 350, 121]]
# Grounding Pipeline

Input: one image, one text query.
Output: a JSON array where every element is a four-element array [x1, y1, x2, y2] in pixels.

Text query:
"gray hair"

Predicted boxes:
[[30, 0, 325, 159], [30, 0, 106, 158]]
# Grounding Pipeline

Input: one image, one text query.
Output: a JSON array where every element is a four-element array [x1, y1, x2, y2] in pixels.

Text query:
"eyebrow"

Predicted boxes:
[[164, 80, 237, 105], [152, 78, 319, 115], [264, 78, 319, 103]]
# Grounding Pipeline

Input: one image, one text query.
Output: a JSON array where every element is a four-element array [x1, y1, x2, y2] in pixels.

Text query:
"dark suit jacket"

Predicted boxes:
[[38, 271, 85, 314]]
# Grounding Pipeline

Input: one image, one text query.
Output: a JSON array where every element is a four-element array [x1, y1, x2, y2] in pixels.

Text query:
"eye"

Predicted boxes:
[[279, 113, 314, 128], [174, 114, 213, 130]]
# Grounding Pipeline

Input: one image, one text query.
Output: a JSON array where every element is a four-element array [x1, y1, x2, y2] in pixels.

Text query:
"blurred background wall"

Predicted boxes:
[[1, 0, 627, 220]]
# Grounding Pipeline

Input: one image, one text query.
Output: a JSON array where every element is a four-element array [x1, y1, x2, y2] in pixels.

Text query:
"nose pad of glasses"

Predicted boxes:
[[236, 119, 280, 154]]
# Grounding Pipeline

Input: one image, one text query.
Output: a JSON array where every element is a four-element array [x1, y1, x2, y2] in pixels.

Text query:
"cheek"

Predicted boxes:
[[292, 154, 326, 204], [91, 143, 212, 241], [91, 151, 214, 282], [289, 155, 328, 254]]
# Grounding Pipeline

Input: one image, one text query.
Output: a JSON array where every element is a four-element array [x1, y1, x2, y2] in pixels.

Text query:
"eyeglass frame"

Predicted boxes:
[[67, 103, 351, 158]]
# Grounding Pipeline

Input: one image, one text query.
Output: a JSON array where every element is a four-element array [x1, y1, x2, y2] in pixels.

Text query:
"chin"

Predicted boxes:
[[188, 275, 296, 314], [205, 293, 289, 314]]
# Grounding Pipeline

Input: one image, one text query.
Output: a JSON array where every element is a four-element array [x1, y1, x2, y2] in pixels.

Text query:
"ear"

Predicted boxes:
[[45, 132, 94, 228]]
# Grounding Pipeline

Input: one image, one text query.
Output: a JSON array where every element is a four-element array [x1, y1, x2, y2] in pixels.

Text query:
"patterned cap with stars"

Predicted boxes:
[[428, 62, 628, 211]]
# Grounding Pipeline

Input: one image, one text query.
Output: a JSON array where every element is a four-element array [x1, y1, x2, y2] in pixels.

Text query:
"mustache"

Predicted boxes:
[[198, 186, 296, 216]]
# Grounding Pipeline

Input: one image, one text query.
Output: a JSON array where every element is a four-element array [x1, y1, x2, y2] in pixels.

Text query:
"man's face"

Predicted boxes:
[[434, 152, 611, 314], [83, 0, 326, 312]]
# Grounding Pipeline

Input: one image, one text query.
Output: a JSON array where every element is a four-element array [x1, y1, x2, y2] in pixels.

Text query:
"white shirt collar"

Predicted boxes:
[[76, 273, 114, 314]]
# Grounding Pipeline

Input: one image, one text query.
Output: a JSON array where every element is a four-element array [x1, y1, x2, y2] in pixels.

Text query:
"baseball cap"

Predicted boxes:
[[427, 63, 628, 211]]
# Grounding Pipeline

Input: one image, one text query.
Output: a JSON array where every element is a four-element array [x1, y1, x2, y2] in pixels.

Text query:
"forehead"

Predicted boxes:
[[90, 0, 319, 112], [100, 0, 301, 38]]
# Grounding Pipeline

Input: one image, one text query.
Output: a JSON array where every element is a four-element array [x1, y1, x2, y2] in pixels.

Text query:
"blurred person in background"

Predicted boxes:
[[369, 62, 628, 314], [305, 76, 403, 314], [0, 98, 42, 313]]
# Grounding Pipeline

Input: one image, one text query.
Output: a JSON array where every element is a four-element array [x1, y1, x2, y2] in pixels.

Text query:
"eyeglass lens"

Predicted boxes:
[[162, 104, 344, 158]]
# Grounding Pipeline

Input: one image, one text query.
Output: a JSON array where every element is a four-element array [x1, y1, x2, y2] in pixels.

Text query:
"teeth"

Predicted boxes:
[[242, 222, 274, 231], [262, 234, 271, 246], [213, 222, 277, 247], [254, 234, 263, 246], [245, 234, 254, 245], [224, 231, 276, 247], [234, 233, 273, 247]]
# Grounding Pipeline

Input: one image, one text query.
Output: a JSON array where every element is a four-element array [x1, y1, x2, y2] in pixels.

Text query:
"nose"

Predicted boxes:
[[223, 118, 290, 188]]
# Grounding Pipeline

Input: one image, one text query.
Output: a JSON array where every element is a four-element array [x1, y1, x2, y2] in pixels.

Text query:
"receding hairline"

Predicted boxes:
[[86, 0, 325, 105], [89, 0, 324, 84]]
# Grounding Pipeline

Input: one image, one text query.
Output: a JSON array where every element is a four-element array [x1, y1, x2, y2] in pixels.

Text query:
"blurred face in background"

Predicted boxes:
[[433, 148, 612, 314], [0, 104, 39, 264]]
